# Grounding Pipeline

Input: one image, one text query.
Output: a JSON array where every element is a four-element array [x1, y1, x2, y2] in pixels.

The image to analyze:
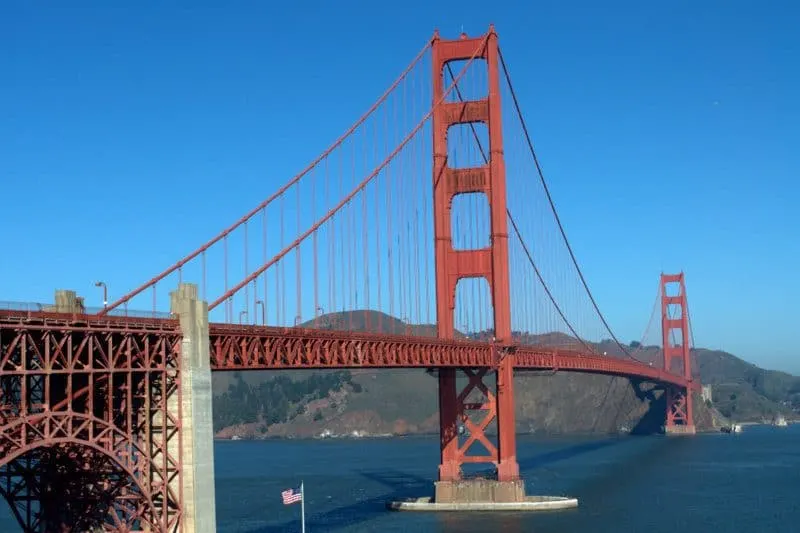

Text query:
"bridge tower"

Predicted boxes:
[[431, 26, 525, 503], [660, 273, 696, 435]]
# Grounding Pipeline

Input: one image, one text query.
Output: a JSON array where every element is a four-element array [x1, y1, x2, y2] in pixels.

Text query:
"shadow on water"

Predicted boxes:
[[245, 378, 669, 532], [517, 438, 624, 471], [245, 468, 431, 533], [628, 379, 666, 435], [244, 438, 632, 533]]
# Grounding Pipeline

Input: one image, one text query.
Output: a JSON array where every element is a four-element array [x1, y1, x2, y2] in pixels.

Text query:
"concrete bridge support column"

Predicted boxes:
[[51, 289, 86, 312], [170, 283, 217, 532]]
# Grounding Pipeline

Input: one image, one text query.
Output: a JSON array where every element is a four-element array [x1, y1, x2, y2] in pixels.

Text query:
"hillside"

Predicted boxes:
[[211, 310, 800, 439]]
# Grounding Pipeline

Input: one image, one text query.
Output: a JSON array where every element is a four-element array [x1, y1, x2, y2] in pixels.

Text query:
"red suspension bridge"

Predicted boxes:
[[0, 26, 699, 532]]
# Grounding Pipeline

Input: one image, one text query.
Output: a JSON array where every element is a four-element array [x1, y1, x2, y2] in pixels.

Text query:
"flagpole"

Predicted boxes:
[[300, 480, 306, 533]]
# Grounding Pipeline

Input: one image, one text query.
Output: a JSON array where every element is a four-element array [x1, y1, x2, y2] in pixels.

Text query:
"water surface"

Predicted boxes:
[[1, 425, 797, 532], [214, 425, 799, 532]]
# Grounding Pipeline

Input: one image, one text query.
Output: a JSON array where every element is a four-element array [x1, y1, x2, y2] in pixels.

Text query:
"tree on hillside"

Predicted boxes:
[[212, 371, 358, 432]]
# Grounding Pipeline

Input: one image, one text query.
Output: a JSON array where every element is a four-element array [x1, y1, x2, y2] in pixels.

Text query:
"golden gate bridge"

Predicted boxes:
[[0, 26, 697, 532]]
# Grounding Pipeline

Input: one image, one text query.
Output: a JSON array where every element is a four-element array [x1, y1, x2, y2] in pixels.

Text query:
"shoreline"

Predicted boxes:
[[213, 426, 734, 442]]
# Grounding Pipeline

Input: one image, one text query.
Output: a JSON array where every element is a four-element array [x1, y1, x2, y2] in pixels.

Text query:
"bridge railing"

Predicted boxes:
[[0, 301, 172, 320], [83, 306, 173, 319], [0, 301, 47, 312]]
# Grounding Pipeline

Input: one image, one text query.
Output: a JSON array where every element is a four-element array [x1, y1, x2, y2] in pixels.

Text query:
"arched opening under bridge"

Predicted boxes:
[[0, 414, 160, 533]]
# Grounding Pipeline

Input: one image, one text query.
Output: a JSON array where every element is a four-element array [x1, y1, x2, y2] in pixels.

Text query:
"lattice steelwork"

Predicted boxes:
[[0, 311, 183, 532], [0, 24, 704, 529]]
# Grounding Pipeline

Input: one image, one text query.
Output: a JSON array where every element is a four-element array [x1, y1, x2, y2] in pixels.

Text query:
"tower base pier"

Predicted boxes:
[[434, 479, 526, 503], [387, 473, 578, 513], [665, 425, 697, 436], [387, 490, 578, 513]]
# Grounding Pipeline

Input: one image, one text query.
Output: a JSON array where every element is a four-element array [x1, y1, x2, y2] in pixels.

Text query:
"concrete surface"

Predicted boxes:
[[171, 283, 218, 533], [49, 289, 85, 312], [665, 425, 697, 436], [387, 495, 579, 512], [435, 479, 526, 503]]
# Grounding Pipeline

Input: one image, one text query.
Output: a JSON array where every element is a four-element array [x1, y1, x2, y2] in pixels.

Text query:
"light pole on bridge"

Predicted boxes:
[[255, 300, 265, 326], [94, 281, 108, 310]]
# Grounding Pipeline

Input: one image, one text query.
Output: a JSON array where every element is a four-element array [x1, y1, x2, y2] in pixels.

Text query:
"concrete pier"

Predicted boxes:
[[389, 478, 578, 513], [170, 284, 217, 533], [435, 479, 526, 503], [665, 425, 697, 436], [388, 494, 579, 512]]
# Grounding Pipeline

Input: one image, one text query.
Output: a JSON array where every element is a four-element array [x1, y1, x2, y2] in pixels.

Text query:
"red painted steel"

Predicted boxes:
[[0, 312, 183, 532], [97, 41, 434, 317], [0, 26, 705, 532], [0, 297, 698, 531], [661, 272, 696, 427], [0, 311, 698, 384], [665, 387, 691, 427], [0, 312, 699, 384], [207, 324, 696, 388], [431, 26, 520, 483]]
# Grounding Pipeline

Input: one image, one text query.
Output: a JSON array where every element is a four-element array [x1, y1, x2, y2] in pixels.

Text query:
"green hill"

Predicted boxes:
[[211, 310, 799, 439]]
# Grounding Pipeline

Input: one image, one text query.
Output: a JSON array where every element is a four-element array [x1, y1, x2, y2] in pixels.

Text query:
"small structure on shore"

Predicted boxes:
[[772, 414, 788, 427], [721, 423, 742, 434]]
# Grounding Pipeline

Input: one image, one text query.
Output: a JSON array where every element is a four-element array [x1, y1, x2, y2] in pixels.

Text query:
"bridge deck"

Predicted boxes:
[[0, 310, 695, 390]]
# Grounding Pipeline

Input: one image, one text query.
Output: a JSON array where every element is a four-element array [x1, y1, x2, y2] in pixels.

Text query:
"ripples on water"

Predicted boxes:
[[217, 425, 800, 533], [1, 425, 797, 532]]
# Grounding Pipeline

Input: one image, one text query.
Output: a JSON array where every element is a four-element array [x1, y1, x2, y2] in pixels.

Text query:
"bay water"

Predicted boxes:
[[1, 425, 796, 531]]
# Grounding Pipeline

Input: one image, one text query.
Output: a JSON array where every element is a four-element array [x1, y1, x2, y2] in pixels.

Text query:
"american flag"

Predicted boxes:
[[281, 487, 302, 505]]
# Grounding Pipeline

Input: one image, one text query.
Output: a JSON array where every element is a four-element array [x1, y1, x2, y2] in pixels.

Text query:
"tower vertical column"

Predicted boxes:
[[660, 273, 696, 435], [431, 26, 461, 484], [486, 30, 518, 482], [432, 25, 523, 503], [170, 283, 218, 532]]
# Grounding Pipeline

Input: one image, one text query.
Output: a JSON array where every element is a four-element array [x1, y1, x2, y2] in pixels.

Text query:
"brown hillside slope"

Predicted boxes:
[[212, 310, 797, 438]]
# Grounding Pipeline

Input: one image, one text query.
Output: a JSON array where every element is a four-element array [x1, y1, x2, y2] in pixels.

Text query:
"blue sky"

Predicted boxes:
[[1, 1, 798, 373]]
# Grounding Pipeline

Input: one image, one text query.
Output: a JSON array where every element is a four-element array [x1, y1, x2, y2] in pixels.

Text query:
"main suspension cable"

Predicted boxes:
[[443, 62, 592, 352], [497, 47, 641, 362]]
